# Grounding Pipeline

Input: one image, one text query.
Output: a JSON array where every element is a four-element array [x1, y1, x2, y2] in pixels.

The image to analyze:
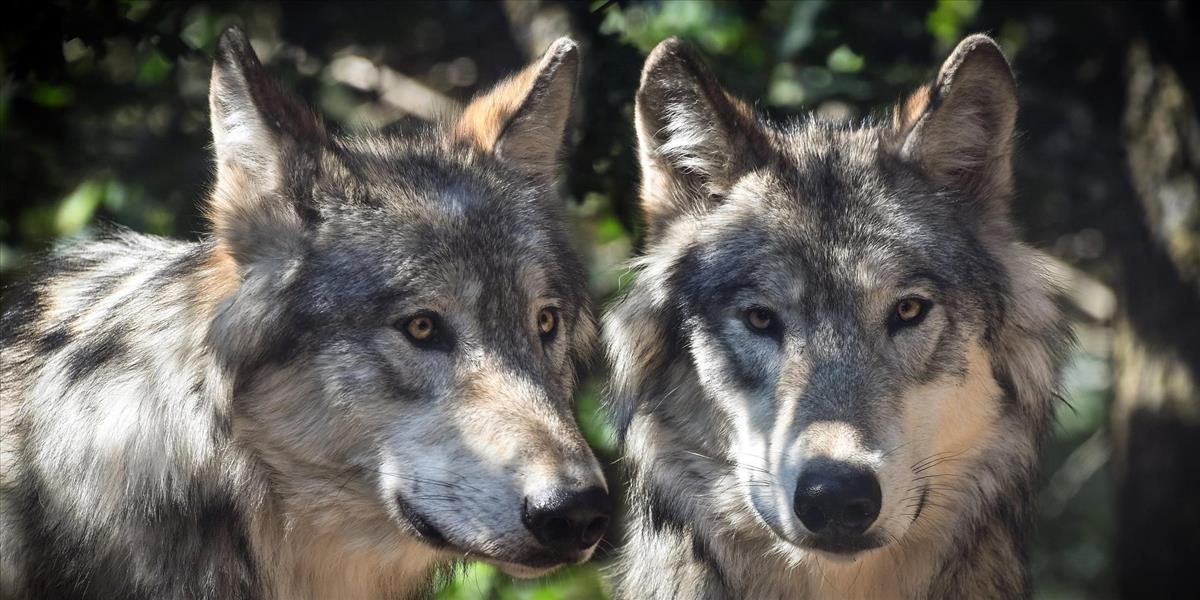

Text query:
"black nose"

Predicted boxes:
[[794, 461, 881, 537], [523, 487, 612, 554]]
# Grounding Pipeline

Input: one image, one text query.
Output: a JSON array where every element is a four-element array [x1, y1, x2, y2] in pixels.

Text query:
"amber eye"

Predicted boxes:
[[894, 298, 927, 323], [747, 307, 774, 331], [538, 307, 559, 338], [405, 315, 436, 341]]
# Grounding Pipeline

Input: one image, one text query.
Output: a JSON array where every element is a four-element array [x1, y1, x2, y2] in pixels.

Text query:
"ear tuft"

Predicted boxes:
[[892, 34, 1017, 206], [893, 84, 932, 131], [454, 37, 580, 178], [634, 38, 769, 241]]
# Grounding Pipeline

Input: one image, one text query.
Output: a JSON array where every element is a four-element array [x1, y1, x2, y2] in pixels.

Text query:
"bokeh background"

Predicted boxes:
[[2, 1, 1197, 598]]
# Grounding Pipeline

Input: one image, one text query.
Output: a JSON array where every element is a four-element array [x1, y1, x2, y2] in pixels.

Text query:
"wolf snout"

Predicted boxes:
[[794, 459, 882, 540], [522, 487, 612, 555]]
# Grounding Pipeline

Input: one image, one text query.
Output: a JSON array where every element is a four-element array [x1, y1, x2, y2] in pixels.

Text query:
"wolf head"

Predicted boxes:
[[608, 36, 1067, 560], [204, 28, 606, 575]]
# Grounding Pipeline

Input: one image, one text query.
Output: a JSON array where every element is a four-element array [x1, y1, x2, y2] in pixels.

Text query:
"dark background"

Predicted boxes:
[[2, 1, 1197, 598]]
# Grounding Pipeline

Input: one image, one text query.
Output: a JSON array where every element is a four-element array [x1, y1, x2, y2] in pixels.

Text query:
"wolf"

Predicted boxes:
[[0, 27, 610, 600], [604, 34, 1073, 599]]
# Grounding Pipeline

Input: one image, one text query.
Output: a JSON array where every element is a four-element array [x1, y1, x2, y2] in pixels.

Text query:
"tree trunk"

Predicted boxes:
[[1112, 41, 1200, 599]]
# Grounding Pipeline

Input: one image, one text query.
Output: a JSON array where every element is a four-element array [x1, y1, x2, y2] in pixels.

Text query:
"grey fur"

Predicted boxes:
[[604, 35, 1073, 599], [0, 28, 604, 599]]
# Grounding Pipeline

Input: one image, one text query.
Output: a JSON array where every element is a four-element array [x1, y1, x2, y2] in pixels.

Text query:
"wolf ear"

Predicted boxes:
[[635, 38, 770, 240], [208, 27, 325, 265], [453, 37, 579, 179], [892, 34, 1017, 208]]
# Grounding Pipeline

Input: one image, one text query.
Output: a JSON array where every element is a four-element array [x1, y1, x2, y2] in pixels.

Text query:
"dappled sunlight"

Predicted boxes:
[[3, 1, 1194, 598]]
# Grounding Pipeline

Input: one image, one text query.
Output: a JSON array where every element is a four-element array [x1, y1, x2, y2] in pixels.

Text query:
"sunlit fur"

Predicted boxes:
[[0, 29, 603, 599], [605, 35, 1073, 598]]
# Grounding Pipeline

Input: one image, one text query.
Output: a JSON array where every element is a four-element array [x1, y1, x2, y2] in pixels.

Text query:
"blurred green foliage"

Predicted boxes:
[[438, 563, 610, 600], [3, 1, 1193, 598]]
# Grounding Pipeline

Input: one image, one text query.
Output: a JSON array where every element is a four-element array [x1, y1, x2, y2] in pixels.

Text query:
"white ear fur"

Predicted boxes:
[[633, 38, 769, 240], [206, 27, 324, 266]]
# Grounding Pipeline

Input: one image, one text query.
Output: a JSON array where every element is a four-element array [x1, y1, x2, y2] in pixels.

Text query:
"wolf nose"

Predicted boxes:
[[794, 461, 881, 537], [523, 487, 612, 554]]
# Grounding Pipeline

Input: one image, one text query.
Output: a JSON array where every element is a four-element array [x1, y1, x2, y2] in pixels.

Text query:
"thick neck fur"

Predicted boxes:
[[233, 368, 446, 600], [201, 247, 449, 599], [247, 500, 441, 600], [0, 233, 443, 599]]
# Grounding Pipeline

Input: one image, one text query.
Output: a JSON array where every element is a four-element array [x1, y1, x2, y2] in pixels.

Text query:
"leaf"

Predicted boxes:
[[55, 180, 104, 234]]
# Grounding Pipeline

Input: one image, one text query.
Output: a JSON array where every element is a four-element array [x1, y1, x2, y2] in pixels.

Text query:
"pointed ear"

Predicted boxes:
[[208, 27, 325, 265], [892, 34, 1018, 209], [634, 38, 770, 240], [454, 37, 579, 179]]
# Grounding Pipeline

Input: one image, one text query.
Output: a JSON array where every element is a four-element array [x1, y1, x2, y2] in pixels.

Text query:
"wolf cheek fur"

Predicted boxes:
[[0, 28, 609, 599], [605, 35, 1073, 599]]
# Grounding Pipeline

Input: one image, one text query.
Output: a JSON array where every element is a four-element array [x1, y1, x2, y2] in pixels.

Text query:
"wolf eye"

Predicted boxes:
[[401, 314, 438, 343], [890, 298, 931, 330], [406, 316, 435, 340], [396, 312, 454, 351], [537, 307, 559, 340], [745, 307, 777, 333]]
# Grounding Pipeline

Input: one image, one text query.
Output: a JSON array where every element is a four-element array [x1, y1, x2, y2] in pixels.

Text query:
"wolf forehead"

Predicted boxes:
[[667, 124, 1003, 292], [293, 133, 585, 294]]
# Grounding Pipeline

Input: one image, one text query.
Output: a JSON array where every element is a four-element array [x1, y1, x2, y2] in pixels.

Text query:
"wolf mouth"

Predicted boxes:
[[395, 494, 449, 547], [393, 494, 576, 570], [804, 534, 887, 556], [758, 507, 889, 557]]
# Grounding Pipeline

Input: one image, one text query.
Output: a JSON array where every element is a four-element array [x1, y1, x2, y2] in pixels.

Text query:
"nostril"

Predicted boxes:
[[541, 516, 572, 544], [842, 498, 878, 528], [796, 502, 829, 533], [581, 515, 609, 547]]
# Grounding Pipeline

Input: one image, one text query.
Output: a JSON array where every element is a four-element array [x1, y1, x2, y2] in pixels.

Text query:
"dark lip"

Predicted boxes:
[[393, 495, 578, 568], [803, 534, 887, 555], [394, 494, 448, 547], [911, 484, 930, 523]]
